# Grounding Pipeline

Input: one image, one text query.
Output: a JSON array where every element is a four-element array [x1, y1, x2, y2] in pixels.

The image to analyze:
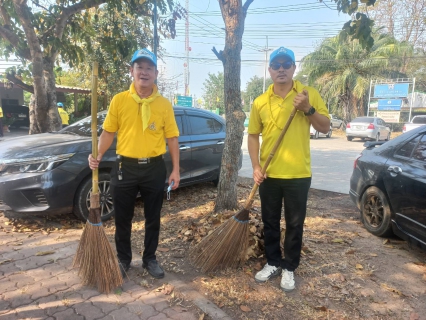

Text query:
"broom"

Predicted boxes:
[[189, 106, 298, 272], [73, 62, 122, 293]]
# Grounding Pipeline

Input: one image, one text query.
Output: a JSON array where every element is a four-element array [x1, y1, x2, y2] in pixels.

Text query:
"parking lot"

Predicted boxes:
[[239, 131, 365, 194]]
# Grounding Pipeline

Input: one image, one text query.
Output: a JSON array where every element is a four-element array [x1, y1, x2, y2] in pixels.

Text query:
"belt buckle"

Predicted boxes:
[[138, 158, 148, 164]]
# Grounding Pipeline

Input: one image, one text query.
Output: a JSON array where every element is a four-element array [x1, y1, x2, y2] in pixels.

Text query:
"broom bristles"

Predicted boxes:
[[73, 200, 122, 293], [189, 208, 250, 272]]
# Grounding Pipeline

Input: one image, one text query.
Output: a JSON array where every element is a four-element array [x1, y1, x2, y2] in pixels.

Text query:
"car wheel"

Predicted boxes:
[[360, 186, 393, 237], [73, 172, 114, 222], [314, 131, 319, 139], [326, 129, 332, 138], [375, 133, 380, 141], [347, 136, 353, 141]]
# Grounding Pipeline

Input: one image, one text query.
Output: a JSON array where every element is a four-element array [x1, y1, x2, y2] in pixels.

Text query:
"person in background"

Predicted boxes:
[[248, 46, 330, 292], [88, 48, 180, 279], [57, 102, 69, 127]]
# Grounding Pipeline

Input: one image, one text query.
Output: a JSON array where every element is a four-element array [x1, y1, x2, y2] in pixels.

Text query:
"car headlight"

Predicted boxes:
[[0, 153, 75, 175]]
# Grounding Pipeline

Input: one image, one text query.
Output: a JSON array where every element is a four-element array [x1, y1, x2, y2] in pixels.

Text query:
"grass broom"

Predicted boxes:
[[189, 106, 298, 272], [73, 62, 122, 293]]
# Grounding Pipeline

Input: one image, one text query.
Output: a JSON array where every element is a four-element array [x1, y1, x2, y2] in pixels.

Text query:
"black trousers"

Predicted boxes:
[[110, 158, 166, 266], [0, 118, 3, 137], [259, 177, 311, 271]]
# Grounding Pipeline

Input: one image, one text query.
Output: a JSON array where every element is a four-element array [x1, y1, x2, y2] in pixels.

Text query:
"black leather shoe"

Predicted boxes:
[[118, 261, 130, 278], [142, 260, 165, 279]]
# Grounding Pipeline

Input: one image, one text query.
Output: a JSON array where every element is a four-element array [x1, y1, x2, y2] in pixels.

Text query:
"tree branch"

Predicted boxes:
[[0, 4, 11, 25], [0, 25, 31, 60], [212, 46, 224, 62], [6, 73, 34, 93], [54, 0, 108, 39], [242, 0, 254, 14]]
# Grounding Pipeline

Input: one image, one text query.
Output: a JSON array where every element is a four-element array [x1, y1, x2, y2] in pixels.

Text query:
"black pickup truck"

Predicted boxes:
[[2, 105, 30, 127]]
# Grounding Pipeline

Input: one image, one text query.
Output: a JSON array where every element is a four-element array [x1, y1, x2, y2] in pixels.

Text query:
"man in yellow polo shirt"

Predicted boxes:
[[57, 102, 69, 127], [248, 47, 330, 291], [88, 48, 180, 279]]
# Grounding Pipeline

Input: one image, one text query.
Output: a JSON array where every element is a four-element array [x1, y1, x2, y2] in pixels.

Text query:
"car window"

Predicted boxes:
[[59, 113, 107, 136], [352, 117, 374, 123], [175, 115, 185, 135], [395, 135, 421, 158], [188, 115, 222, 134], [412, 117, 426, 124], [412, 135, 426, 162]]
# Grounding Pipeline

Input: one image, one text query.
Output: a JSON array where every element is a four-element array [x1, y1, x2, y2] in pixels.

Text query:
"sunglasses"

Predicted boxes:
[[270, 61, 294, 70]]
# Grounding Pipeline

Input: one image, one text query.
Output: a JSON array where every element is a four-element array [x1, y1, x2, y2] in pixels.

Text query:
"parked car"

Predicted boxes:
[[0, 107, 243, 221], [329, 114, 343, 129], [2, 105, 30, 127], [310, 124, 332, 139], [349, 125, 426, 250], [402, 115, 426, 133], [346, 116, 390, 142]]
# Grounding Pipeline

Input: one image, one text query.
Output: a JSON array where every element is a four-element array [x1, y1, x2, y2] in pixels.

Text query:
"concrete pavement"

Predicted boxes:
[[0, 213, 231, 320]]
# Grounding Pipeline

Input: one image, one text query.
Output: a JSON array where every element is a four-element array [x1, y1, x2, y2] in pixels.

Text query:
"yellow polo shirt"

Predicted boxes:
[[248, 81, 329, 179], [58, 107, 69, 125], [103, 85, 179, 158], [0, 106, 3, 118]]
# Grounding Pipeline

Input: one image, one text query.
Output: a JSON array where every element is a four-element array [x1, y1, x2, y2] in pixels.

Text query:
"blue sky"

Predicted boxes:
[[158, 0, 351, 101]]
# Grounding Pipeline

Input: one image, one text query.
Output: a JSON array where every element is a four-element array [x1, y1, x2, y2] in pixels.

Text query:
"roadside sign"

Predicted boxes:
[[377, 111, 400, 123], [374, 83, 409, 98], [377, 99, 402, 111], [176, 95, 192, 107]]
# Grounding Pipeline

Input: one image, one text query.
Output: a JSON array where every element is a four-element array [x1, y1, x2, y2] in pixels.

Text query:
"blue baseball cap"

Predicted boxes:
[[269, 47, 296, 64], [57, 102, 63, 107], [130, 48, 157, 66]]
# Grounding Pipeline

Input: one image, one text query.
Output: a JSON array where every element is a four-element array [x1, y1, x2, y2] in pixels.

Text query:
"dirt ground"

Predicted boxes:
[[2, 177, 426, 320]]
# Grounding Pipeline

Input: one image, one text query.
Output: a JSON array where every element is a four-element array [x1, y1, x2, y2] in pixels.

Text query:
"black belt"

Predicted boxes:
[[118, 155, 163, 164]]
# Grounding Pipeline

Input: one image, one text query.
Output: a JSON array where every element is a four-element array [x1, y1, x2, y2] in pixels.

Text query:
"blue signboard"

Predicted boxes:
[[377, 99, 402, 111], [373, 83, 409, 98], [176, 95, 192, 107]]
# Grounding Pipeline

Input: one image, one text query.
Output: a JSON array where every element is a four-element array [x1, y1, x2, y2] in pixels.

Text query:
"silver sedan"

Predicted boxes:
[[346, 117, 391, 142]]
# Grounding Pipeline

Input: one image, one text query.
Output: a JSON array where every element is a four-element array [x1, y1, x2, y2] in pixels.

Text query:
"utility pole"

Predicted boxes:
[[153, 0, 158, 84], [261, 36, 272, 93], [184, 0, 190, 96]]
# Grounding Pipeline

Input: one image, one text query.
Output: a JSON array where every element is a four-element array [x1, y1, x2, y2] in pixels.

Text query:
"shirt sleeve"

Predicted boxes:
[[247, 98, 263, 134], [164, 101, 179, 138], [102, 95, 119, 132], [308, 87, 330, 119]]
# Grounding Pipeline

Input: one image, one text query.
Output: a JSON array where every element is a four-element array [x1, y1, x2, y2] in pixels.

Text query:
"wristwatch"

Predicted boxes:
[[304, 106, 316, 116]]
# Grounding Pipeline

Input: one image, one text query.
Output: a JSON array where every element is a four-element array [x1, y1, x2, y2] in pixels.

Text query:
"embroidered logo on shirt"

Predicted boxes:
[[149, 122, 156, 131]]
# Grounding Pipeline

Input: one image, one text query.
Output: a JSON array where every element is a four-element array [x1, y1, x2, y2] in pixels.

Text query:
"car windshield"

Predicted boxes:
[[412, 117, 426, 124], [352, 117, 374, 123], [58, 112, 107, 136]]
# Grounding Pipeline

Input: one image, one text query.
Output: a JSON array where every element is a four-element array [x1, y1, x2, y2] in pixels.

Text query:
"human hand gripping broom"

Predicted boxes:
[[189, 95, 302, 272], [73, 62, 122, 293]]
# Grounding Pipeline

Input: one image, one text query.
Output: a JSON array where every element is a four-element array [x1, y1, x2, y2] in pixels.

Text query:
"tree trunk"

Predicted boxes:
[[214, 0, 253, 212], [44, 60, 62, 131]]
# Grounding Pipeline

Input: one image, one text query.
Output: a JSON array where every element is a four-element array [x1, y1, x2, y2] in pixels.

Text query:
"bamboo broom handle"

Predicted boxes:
[[243, 106, 297, 210], [91, 62, 99, 195]]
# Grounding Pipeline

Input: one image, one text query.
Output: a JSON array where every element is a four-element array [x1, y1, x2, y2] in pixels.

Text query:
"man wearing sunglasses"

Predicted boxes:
[[248, 46, 330, 292]]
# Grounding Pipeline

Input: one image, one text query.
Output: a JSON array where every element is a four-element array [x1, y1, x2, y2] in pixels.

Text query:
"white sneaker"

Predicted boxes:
[[255, 263, 281, 282], [280, 269, 295, 291]]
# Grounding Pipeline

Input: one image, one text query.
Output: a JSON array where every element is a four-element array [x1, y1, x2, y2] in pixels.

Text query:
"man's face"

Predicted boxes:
[[130, 59, 158, 89], [268, 57, 296, 85]]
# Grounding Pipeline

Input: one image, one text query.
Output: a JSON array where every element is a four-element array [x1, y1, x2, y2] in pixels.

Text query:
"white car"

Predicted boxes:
[[310, 124, 332, 139], [346, 117, 391, 142], [329, 114, 343, 129]]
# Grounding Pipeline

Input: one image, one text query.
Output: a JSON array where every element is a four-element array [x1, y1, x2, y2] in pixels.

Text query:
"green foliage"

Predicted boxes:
[[299, 31, 413, 120], [202, 72, 225, 114], [242, 76, 273, 112], [333, 0, 377, 49]]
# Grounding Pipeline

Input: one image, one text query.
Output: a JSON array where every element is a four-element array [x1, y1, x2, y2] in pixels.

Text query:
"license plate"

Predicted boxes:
[[18, 114, 27, 118]]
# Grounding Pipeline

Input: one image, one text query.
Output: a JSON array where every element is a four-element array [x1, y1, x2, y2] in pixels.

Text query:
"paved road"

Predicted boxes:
[[239, 131, 366, 194]]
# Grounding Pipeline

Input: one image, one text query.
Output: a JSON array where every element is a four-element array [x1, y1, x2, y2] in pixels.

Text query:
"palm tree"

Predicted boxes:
[[300, 32, 413, 121]]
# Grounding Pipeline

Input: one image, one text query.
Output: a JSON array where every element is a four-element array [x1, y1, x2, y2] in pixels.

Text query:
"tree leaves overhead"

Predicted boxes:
[[330, 0, 377, 49]]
